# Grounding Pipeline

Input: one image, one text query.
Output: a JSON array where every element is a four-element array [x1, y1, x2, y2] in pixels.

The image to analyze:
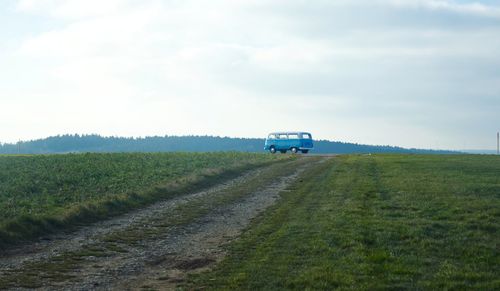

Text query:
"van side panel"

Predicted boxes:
[[301, 138, 313, 149], [288, 137, 301, 149], [275, 138, 288, 150], [264, 138, 277, 150]]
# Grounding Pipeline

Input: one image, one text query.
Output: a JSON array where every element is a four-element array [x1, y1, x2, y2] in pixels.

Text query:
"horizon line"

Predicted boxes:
[[0, 133, 462, 152]]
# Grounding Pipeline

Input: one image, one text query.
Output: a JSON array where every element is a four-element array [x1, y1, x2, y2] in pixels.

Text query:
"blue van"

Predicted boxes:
[[264, 132, 313, 154]]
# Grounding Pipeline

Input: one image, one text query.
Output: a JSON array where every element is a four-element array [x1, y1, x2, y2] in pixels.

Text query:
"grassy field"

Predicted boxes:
[[188, 154, 500, 290], [0, 152, 287, 248], [0, 157, 316, 289]]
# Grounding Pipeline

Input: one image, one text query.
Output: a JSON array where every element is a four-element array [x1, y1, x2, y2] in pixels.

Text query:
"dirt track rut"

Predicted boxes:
[[0, 157, 328, 290]]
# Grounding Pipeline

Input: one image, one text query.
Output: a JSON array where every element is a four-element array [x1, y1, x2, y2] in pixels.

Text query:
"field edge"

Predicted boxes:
[[0, 155, 292, 251]]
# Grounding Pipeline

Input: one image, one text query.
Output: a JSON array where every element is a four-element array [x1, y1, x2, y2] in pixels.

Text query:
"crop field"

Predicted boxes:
[[0, 152, 287, 248], [188, 154, 500, 290], [0, 153, 499, 290]]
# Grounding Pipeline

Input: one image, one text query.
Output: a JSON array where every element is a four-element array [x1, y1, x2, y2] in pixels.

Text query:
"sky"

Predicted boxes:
[[0, 0, 499, 150]]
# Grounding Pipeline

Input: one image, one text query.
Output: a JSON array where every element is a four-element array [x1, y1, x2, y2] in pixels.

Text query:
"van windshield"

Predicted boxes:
[[301, 133, 311, 139]]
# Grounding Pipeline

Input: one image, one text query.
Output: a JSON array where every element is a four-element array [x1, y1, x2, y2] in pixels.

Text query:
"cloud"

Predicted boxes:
[[16, 0, 133, 19], [2, 0, 499, 149], [387, 0, 500, 17]]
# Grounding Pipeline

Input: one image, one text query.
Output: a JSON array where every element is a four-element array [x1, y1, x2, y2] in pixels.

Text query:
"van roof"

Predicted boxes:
[[269, 132, 311, 135]]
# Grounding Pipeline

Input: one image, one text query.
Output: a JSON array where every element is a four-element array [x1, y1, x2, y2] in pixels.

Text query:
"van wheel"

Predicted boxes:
[[291, 147, 298, 154], [269, 146, 276, 154], [301, 150, 309, 154]]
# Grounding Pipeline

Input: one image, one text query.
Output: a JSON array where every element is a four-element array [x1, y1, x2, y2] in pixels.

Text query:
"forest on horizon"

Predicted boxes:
[[0, 134, 457, 155]]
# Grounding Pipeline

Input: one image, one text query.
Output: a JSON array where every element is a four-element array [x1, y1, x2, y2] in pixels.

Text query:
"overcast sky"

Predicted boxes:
[[1, 0, 499, 149]]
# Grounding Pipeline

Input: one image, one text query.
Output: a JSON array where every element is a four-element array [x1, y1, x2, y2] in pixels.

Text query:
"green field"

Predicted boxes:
[[188, 154, 500, 289], [0, 152, 286, 248]]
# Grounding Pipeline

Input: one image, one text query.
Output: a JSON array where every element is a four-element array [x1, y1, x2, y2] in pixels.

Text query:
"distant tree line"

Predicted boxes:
[[0, 134, 458, 154]]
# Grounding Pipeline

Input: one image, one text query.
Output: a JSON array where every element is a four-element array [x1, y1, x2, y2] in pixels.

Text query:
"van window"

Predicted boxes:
[[268, 134, 276, 139], [301, 133, 311, 139], [278, 134, 288, 139], [288, 133, 299, 139]]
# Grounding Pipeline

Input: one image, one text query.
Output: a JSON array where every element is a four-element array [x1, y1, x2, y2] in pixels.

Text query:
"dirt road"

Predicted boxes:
[[0, 157, 328, 290]]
